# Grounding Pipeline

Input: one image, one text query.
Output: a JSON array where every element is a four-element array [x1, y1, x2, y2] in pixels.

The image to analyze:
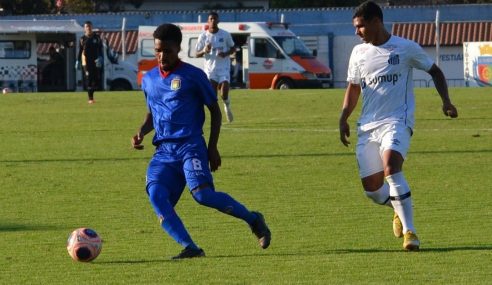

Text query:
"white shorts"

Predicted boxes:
[[356, 122, 412, 178], [207, 71, 230, 84]]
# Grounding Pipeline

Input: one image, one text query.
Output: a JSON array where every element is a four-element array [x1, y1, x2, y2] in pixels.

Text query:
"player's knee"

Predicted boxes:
[[191, 186, 213, 205], [147, 183, 169, 204], [361, 172, 384, 192], [383, 165, 401, 176]]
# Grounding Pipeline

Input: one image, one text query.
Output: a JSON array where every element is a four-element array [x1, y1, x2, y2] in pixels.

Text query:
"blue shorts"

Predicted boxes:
[[146, 136, 214, 196]]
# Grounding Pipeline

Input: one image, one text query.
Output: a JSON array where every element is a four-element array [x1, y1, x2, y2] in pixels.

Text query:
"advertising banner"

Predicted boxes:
[[463, 41, 492, 87]]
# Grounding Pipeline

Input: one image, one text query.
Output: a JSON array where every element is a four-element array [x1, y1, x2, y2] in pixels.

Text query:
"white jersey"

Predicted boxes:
[[196, 28, 235, 76], [347, 35, 434, 131]]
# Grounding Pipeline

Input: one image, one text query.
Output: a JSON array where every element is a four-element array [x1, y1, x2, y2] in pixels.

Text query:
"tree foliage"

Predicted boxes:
[[0, 0, 129, 14], [0, 0, 51, 14]]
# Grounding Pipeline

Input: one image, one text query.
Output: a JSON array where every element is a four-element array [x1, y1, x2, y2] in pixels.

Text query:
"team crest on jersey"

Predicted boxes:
[[171, 77, 181, 90]]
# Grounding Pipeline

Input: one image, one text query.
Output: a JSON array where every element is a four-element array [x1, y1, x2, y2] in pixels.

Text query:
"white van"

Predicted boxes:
[[99, 31, 139, 91], [137, 22, 332, 89], [0, 20, 137, 92]]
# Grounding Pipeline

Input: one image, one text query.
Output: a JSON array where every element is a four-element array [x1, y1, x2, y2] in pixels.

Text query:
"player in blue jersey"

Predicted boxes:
[[339, 1, 458, 251], [131, 23, 271, 259]]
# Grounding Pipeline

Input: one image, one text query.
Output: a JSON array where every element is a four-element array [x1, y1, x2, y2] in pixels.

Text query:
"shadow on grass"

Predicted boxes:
[[419, 246, 492, 252], [0, 223, 61, 232], [93, 245, 492, 265], [96, 258, 176, 265], [324, 246, 492, 254]]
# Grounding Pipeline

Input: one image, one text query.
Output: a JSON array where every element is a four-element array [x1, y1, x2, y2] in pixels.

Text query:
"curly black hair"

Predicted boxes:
[[153, 23, 182, 46]]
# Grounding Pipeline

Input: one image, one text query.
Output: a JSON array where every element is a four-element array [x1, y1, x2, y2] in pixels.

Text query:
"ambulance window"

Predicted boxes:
[[141, 39, 154, 57], [253, 38, 278, 58], [0, 41, 31, 59], [188, 37, 198, 58]]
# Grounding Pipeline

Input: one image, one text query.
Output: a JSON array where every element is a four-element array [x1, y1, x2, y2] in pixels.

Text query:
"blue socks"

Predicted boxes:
[[147, 184, 256, 250], [192, 187, 256, 224]]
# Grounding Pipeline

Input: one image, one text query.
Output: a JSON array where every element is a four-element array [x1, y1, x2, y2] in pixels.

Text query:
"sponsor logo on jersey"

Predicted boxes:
[[171, 77, 181, 90], [388, 54, 400, 65], [361, 73, 400, 89]]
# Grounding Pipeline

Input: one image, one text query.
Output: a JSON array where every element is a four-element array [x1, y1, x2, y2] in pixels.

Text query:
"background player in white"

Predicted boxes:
[[338, 1, 458, 251], [196, 12, 236, 123]]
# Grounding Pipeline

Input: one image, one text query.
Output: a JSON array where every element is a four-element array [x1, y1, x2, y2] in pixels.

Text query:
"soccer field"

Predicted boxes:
[[0, 88, 491, 284]]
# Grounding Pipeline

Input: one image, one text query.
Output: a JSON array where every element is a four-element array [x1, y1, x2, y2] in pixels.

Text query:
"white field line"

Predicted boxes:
[[222, 127, 492, 133]]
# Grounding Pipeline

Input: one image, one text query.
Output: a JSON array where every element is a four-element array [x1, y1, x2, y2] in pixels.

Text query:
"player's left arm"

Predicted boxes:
[[427, 64, 458, 118], [206, 101, 222, 171], [219, 32, 236, 58]]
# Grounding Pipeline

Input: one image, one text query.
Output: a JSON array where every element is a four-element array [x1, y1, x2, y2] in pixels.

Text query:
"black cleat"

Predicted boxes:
[[171, 246, 205, 260], [250, 211, 271, 249]]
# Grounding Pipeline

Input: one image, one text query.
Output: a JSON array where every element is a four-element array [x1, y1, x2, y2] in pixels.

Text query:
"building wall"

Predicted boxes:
[[420, 46, 464, 87], [6, 4, 491, 88]]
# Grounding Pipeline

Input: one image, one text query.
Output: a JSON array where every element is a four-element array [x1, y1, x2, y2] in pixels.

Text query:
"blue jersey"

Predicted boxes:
[[142, 61, 217, 145]]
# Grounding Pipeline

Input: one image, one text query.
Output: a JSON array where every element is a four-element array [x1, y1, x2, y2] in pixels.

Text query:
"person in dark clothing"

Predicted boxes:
[[76, 21, 103, 104], [43, 46, 64, 88]]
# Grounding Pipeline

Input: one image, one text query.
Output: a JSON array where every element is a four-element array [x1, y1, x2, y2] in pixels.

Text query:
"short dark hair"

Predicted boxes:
[[153, 23, 182, 46], [208, 11, 219, 19], [353, 1, 384, 22], [84, 21, 93, 26]]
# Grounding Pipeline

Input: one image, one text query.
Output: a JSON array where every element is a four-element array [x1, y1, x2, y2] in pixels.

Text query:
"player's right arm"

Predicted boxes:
[[132, 112, 154, 150], [339, 83, 360, 147], [195, 33, 210, 58], [340, 46, 362, 146]]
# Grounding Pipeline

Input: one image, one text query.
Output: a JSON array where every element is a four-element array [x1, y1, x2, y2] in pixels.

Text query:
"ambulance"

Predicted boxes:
[[0, 19, 137, 93], [137, 22, 332, 89]]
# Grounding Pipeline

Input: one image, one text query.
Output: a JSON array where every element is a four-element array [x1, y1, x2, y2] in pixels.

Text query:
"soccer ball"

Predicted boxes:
[[67, 228, 102, 262]]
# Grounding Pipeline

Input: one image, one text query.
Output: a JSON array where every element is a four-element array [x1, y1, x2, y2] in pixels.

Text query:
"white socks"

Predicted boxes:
[[386, 172, 415, 234], [365, 183, 392, 207]]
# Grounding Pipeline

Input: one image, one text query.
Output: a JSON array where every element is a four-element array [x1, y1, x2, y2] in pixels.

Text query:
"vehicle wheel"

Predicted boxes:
[[275, 78, 294, 89], [110, 79, 132, 91]]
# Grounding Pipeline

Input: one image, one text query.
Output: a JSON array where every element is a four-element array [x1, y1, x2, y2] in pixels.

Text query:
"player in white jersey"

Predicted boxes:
[[196, 12, 236, 123], [338, 1, 458, 251]]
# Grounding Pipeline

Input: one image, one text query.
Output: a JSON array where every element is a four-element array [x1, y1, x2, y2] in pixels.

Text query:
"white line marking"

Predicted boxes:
[[222, 127, 492, 133]]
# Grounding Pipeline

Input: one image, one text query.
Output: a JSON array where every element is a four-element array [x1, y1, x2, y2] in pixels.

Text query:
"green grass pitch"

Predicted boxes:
[[0, 87, 491, 284]]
